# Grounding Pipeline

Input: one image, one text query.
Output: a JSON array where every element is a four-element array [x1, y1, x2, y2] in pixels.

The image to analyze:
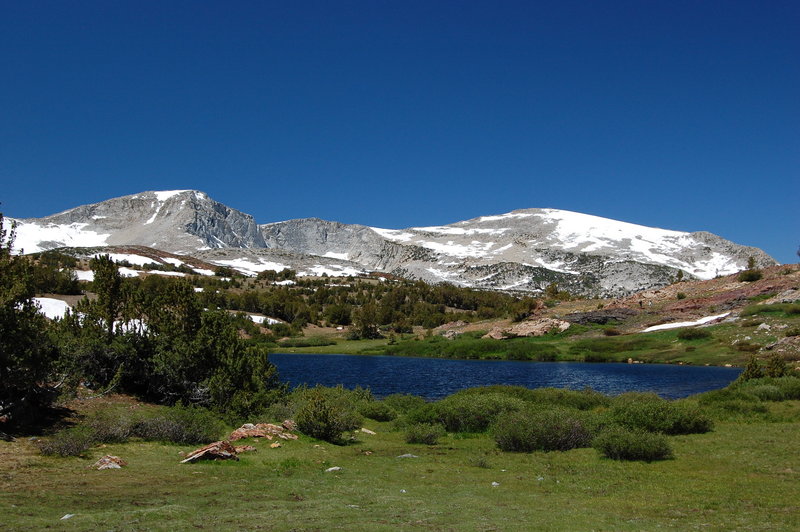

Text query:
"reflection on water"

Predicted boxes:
[[269, 354, 741, 400]]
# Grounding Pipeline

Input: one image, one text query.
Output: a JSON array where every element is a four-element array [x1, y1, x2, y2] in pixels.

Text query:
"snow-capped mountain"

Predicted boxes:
[[8, 190, 265, 254], [5, 190, 777, 296]]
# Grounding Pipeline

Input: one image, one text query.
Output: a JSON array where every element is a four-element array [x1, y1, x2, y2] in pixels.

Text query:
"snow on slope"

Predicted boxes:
[[642, 313, 731, 332], [7, 219, 110, 254], [33, 297, 71, 319], [370, 208, 748, 280]]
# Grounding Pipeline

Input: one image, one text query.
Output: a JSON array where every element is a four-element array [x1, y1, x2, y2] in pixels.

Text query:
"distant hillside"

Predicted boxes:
[[5, 190, 777, 296]]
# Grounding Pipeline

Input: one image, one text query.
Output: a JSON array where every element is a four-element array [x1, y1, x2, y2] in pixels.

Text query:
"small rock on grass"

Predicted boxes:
[[325, 466, 342, 472], [89, 455, 128, 470], [396, 453, 418, 459]]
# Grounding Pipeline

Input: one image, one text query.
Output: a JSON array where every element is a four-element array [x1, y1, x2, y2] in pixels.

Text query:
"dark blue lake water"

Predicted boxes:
[[269, 354, 741, 400]]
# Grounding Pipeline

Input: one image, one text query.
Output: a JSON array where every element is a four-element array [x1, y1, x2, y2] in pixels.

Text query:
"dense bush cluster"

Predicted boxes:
[[607, 393, 713, 435], [427, 392, 527, 433], [492, 407, 594, 452], [293, 387, 364, 443], [37, 404, 225, 457], [676, 328, 712, 340], [593, 426, 673, 461], [405, 422, 445, 445]]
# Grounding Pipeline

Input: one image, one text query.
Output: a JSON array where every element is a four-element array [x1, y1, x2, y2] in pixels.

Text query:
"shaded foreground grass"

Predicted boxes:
[[2, 411, 799, 530]]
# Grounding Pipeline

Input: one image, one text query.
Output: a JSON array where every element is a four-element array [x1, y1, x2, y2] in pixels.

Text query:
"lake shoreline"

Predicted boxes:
[[269, 353, 742, 400]]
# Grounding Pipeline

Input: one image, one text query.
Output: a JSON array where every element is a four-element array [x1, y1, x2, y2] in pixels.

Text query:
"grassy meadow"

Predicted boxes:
[[2, 380, 800, 531]]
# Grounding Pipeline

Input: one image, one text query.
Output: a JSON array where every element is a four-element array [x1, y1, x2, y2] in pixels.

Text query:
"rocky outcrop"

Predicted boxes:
[[482, 318, 570, 339], [564, 309, 639, 325]]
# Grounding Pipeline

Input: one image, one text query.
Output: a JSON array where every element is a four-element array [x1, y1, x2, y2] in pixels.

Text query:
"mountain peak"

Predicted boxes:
[[6, 191, 778, 296]]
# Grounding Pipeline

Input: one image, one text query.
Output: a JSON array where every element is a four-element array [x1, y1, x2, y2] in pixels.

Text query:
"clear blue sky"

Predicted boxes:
[[1, 1, 798, 263]]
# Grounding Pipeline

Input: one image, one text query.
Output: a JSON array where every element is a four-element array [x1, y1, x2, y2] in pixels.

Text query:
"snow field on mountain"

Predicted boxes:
[[642, 313, 731, 332], [7, 220, 110, 254], [100, 253, 158, 266], [213, 258, 288, 276]]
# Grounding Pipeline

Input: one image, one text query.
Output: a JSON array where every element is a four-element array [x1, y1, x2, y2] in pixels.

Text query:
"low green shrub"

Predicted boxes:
[[277, 336, 336, 348], [492, 407, 596, 452], [36, 426, 95, 457], [260, 401, 296, 422], [697, 387, 760, 404], [405, 422, 445, 445], [528, 387, 611, 410], [593, 425, 673, 461], [450, 385, 610, 410], [404, 402, 440, 426], [746, 385, 784, 402], [607, 393, 713, 434], [434, 393, 526, 433], [381, 393, 427, 413], [738, 376, 800, 400], [84, 409, 134, 443], [295, 389, 362, 443], [359, 401, 397, 422], [677, 328, 712, 340], [741, 303, 800, 317], [132, 404, 225, 444], [735, 342, 761, 353], [764, 354, 789, 378], [785, 327, 800, 337], [738, 270, 763, 282]]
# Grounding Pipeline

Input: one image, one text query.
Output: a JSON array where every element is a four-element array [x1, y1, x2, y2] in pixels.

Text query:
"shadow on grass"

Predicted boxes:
[[2, 404, 77, 440]]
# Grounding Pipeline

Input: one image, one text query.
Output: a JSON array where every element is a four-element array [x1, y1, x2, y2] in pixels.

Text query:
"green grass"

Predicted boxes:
[[2, 408, 799, 530], [271, 337, 391, 354], [270, 310, 800, 368]]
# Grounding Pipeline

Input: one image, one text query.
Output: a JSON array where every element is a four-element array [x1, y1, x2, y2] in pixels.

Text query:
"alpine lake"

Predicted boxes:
[[270, 353, 742, 399]]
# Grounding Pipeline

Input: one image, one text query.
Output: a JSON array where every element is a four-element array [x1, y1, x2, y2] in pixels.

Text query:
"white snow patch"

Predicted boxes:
[[477, 212, 535, 223], [525, 258, 575, 274], [274, 280, 296, 286], [246, 314, 283, 325], [642, 313, 730, 332], [118, 267, 141, 278], [100, 253, 158, 266], [154, 190, 190, 202], [161, 257, 184, 267], [193, 287, 204, 292], [304, 265, 363, 277], [323, 251, 350, 260], [370, 228, 414, 241], [213, 258, 288, 276], [145, 270, 186, 277], [425, 267, 465, 284], [75, 270, 95, 282], [33, 297, 71, 319], [192, 268, 216, 276], [411, 239, 496, 259], [6, 220, 110, 254], [414, 226, 510, 237]]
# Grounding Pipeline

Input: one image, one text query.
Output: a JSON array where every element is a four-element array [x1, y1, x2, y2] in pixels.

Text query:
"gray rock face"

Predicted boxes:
[[11, 190, 265, 253], [7, 191, 779, 296]]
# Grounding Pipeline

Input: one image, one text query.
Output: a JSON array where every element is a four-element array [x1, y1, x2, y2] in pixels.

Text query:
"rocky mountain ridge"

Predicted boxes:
[[5, 190, 778, 296]]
